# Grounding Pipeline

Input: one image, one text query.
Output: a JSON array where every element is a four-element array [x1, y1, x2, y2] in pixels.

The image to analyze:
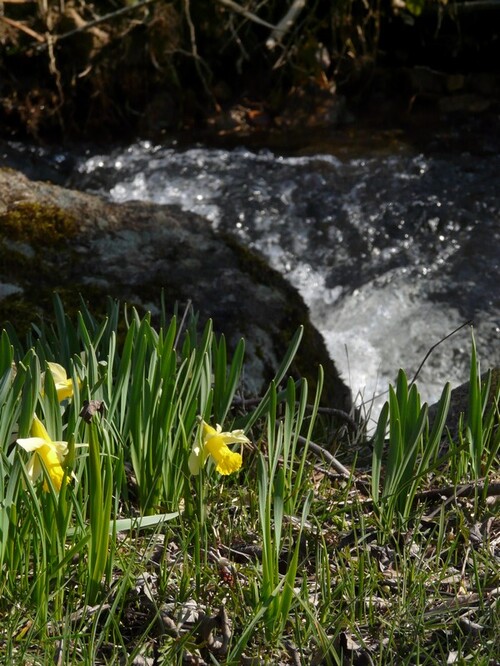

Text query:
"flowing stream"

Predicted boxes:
[[5, 132, 500, 415]]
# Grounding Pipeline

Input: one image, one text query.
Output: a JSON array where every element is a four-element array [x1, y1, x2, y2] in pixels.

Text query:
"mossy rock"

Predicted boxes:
[[0, 167, 352, 413]]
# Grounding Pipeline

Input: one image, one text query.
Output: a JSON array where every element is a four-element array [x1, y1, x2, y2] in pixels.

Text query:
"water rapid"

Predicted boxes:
[[23, 137, 500, 415]]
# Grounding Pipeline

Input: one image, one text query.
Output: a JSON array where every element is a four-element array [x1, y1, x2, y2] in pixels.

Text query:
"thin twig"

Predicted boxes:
[[316, 405, 358, 430], [417, 480, 500, 503], [233, 395, 358, 430], [358, 319, 474, 409], [409, 319, 473, 388], [33, 0, 160, 51], [183, 0, 214, 102], [431, 0, 500, 14], [297, 435, 352, 478], [266, 0, 306, 49], [215, 0, 276, 30], [334, 478, 500, 517], [0, 15, 45, 42]]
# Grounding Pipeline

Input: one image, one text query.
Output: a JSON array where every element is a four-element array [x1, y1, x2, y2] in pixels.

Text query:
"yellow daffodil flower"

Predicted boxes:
[[45, 362, 79, 402], [17, 415, 70, 492], [188, 420, 249, 476]]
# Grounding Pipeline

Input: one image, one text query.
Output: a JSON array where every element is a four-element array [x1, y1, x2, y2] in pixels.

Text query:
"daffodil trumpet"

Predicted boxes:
[[17, 415, 72, 492], [188, 420, 250, 476]]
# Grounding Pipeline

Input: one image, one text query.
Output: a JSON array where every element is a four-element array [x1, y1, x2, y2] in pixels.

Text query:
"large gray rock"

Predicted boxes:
[[428, 368, 500, 443], [0, 167, 352, 410]]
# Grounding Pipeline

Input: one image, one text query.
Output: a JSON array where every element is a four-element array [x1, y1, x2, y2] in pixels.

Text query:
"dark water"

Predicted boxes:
[[2, 130, 499, 416]]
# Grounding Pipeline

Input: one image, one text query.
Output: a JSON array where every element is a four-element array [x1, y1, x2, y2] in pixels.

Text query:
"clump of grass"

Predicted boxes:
[[371, 368, 451, 535], [0, 297, 498, 664]]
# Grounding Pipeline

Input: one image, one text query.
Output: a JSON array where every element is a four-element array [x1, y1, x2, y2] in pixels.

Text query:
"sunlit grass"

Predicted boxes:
[[0, 295, 498, 664]]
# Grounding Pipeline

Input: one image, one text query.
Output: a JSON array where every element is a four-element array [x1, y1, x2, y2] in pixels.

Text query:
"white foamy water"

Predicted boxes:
[[74, 141, 500, 416]]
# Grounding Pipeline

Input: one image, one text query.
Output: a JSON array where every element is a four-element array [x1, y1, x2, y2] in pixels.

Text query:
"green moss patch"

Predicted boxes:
[[0, 202, 78, 246]]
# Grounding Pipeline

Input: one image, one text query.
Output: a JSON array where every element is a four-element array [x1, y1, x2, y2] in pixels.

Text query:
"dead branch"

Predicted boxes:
[[0, 14, 45, 41], [266, 0, 306, 49], [298, 435, 352, 478], [32, 0, 160, 51], [417, 480, 500, 503], [215, 0, 276, 30]]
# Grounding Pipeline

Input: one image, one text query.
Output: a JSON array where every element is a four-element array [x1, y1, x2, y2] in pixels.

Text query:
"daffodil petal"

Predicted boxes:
[[46, 362, 79, 402], [202, 422, 218, 438], [17, 416, 69, 492], [220, 430, 250, 446], [56, 382, 74, 402], [39, 443, 66, 491], [188, 444, 203, 475], [52, 440, 69, 456], [26, 453, 41, 483], [47, 362, 68, 385], [16, 437, 46, 452], [30, 415, 51, 441]]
